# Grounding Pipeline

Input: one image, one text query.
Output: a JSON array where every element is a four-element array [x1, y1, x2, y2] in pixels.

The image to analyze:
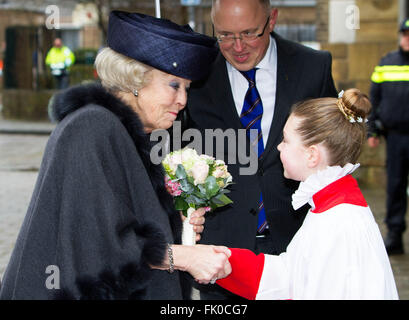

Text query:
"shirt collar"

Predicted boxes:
[[256, 35, 276, 73], [291, 163, 361, 211]]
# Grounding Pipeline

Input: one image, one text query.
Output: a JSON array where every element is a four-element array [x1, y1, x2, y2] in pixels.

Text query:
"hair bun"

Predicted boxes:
[[338, 88, 371, 123]]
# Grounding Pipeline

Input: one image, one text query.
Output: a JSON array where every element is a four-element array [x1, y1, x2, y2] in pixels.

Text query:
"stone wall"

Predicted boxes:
[[322, 41, 398, 95], [316, 0, 329, 43], [320, 40, 398, 188], [1, 89, 55, 121], [356, 0, 399, 43], [315, 0, 402, 188]]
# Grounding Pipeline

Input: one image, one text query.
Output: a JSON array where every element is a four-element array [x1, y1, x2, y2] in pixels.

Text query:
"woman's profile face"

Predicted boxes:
[[135, 69, 191, 132]]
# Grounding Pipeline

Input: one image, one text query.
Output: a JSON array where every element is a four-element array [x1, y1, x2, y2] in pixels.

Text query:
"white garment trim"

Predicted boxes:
[[256, 253, 291, 300], [291, 163, 360, 211]]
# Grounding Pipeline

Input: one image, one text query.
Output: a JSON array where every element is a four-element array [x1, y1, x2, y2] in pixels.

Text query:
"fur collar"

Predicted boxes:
[[49, 83, 181, 239]]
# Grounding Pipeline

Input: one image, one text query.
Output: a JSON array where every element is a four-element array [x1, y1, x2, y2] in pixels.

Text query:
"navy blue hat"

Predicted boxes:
[[400, 19, 409, 32], [107, 11, 218, 81]]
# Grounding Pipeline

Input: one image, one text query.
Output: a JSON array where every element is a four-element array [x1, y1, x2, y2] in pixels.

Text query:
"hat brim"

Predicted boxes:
[[107, 11, 218, 81]]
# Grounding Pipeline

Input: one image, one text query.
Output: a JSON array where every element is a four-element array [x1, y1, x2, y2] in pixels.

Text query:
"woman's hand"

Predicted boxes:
[[180, 207, 209, 241], [173, 244, 232, 284]]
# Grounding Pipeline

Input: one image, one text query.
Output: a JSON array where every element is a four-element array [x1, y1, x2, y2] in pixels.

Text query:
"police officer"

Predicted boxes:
[[368, 19, 409, 255], [45, 38, 75, 89]]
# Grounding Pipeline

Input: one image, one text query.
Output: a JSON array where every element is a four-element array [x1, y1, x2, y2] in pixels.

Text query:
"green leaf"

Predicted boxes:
[[211, 197, 225, 206], [174, 197, 189, 211], [217, 194, 233, 205], [197, 184, 207, 196], [210, 194, 233, 208], [205, 176, 220, 198], [192, 189, 207, 199], [186, 175, 195, 185], [186, 194, 206, 207], [179, 178, 194, 194], [175, 164, 187, 180]]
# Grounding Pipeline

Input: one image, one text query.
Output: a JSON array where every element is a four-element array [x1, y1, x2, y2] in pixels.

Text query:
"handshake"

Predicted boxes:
[[157, 244, 232, 285], [155, 208, 232, 284], [155, 206, 232, 284], [177, 244, 232, 285]]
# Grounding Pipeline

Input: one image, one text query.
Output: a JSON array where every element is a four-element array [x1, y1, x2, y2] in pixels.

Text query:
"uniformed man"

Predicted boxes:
[[45, 38, 75, 89], [368, 19, 409, 255]]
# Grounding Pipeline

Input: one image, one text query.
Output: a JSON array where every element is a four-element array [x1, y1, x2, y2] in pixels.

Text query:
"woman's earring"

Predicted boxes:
[[133, 89, 138, 97]]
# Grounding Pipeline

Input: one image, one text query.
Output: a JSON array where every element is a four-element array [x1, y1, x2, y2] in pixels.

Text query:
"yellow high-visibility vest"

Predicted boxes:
[[45, 46, 75, 75], [371, 65, 409, 83]]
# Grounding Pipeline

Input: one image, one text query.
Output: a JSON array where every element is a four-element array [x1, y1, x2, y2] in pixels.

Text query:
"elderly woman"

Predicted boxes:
[[0, 11, 230, 300]]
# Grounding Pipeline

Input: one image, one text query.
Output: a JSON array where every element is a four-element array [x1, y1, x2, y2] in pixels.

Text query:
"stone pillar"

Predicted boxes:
[[316, 0, 330, 43], [318, 0, 401, 188]]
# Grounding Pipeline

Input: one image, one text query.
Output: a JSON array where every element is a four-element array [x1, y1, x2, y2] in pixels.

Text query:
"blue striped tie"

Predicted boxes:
[[239, 68, 268, 233]]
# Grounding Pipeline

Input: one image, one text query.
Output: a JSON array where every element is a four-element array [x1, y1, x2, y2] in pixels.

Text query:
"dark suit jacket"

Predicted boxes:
[[187, 33, 337, 254]]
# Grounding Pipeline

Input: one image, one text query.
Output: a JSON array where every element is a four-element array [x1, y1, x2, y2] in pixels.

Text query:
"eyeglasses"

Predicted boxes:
[[213, 17, 270, 44]]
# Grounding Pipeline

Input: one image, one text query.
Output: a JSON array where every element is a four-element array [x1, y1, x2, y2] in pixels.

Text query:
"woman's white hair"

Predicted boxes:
[[94, 47, 152, 92]]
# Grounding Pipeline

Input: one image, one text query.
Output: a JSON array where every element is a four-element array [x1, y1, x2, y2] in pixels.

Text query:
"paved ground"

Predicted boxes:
[[0, 133, 49, 278], [0, 125, 408, 299]]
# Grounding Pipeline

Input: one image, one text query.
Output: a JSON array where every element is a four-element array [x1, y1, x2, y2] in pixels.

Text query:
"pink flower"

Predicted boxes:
[[165, 176, 182, 197]]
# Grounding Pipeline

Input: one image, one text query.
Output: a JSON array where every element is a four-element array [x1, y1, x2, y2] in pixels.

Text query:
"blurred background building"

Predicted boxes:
[[0, 0, 404, 89], [1, 1, 408, 297], [0, 0, 407, 186]]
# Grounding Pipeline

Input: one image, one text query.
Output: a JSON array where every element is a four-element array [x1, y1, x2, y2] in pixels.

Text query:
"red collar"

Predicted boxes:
[[311, 175, 367, 214]]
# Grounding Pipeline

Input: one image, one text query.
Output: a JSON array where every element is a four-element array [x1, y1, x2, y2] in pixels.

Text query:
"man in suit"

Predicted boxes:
[[186, 0, 337, 299]]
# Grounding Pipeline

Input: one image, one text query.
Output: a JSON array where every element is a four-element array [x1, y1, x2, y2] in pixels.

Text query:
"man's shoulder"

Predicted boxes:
[[62, 46, 73, 53], [274, 33, 331, 59], [378, 50, 401, 65], [189, 52, 226, 89]]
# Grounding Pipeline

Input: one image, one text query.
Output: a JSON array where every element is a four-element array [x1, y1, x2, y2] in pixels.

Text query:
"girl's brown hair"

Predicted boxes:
[[291, 88, 372, 166]]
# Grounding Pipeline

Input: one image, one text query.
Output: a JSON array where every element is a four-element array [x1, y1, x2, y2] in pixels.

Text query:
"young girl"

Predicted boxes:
[[216, 89, 399, 300]]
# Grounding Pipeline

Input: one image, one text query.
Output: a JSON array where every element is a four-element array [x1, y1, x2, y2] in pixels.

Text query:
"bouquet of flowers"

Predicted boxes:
[[162, 148, 233, 245]]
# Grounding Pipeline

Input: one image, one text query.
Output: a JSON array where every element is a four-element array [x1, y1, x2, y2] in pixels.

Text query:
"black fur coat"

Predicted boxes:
[[0, 84, 183, 300]]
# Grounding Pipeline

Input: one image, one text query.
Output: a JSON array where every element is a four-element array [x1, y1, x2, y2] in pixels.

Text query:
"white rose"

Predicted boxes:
[[181, 148, 200, 171], [190, 160, 209, 185], [199, 154, 215, 164], [215, 159, 225, 166], [166, 152, 183, 175]]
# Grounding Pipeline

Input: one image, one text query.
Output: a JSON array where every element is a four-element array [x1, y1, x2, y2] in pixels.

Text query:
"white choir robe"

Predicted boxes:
[[217, 174, 399, 300]]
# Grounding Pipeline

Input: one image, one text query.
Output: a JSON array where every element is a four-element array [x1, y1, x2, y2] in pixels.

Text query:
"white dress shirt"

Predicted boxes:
[[226, 36, 277, 148]]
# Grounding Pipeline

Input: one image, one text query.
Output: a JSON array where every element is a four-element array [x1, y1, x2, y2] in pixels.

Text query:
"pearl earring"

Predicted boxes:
[[133, 89, 138, 97]]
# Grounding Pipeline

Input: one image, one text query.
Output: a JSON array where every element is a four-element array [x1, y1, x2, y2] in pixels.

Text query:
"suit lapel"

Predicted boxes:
[[264, 33, 301, 158]]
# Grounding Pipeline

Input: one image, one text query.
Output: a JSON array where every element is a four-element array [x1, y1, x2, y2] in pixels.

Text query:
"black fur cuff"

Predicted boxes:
[[55, 221, 168, 300]]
